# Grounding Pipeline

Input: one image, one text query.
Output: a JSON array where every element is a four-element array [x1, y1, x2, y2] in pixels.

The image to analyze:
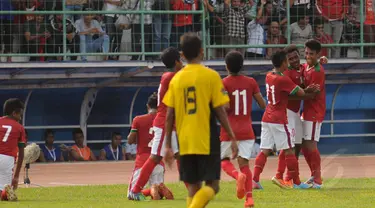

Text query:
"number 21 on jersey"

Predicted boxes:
[[266, 84, 276, 105], [232, 89, 247, 115]]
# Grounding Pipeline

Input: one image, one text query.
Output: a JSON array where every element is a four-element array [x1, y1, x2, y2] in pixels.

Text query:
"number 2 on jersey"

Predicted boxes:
[[266, 84, 276, 105], [232, 90, 247, 115], [2, 125, 12, 142]]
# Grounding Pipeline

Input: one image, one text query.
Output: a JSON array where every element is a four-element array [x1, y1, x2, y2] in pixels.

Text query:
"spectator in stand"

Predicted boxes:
[[23, 10, 51, 62], [222, 0, 252, 55], [313, 17, 333, 58], [0, 0, 14, 62], [47, 3, 80, 61], [364, 0, 375, 57], [289, 0, 312, 23], [123, 0, 154, 60], [39, 130, 64, 162], [99, 132, 126, 161], [204, 0, 226, 58], [125, 143, 137, 160], [265, 21, 286, 59], [76, 7, 110, 61], [103, 0, 122, 60], [171, 0, 193, 49], [316, 0, 348, 58], [153, 0, 172, 56], [342, 2, 360, 58], [69, 128, 96, 161], [290, 9, 312, 57], [246, 0, 272, 59]]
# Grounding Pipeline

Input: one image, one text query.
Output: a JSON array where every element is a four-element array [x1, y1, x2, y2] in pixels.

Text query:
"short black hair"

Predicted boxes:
[[161, 47, 180, 69], [44, 129, 54, 139], [305, 39, 322, 53], [148, 92, 158, 109], [3, 98, 24, 116], [112, 132, 121, 138], [284, 44, 299, 54], [180, 32, 202, 61], [314, 17, 324, 29], [225, 51, 244, 74], [72, 128, 83, 137], [271, 51, 287, 68]]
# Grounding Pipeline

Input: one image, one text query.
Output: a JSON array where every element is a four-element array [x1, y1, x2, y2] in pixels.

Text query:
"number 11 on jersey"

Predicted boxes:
[[266, 84, 276, 105], [232, 89, 247, 115]]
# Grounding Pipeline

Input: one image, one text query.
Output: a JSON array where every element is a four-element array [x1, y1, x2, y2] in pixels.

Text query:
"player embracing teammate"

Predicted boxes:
[[220, 51, 266, 208]]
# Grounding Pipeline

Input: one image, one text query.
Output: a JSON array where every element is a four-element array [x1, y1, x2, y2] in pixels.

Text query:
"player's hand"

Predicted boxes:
[[319, 56, 328, 64], [230, 141, 238, 159], [164, 147, 174, 169], [305, 84, 320, 93], [11, 178, 18, 190]]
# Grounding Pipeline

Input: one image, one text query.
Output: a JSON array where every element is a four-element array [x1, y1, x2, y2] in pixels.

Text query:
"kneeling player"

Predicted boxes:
[[220, 51, 266, 208], [127, 93, 173, 200], [252, 51, 318, 189], [0, 98, 26, 201]]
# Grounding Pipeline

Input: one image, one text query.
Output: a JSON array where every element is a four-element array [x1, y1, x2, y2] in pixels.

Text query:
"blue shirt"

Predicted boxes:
[[40, 145, 62, 162], [0, 0, 14, 20], [103, 144, 123, 161]]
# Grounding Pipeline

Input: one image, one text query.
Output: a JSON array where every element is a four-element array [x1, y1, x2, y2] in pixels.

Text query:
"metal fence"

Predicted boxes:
[[0, 0, 374, 61]]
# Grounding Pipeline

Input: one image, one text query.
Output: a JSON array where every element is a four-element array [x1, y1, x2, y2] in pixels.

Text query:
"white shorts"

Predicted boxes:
[[302, 120, 322, 142], [260, 122, 294, 151], [221, 140, 255, 160], [127, 164, 164, 197], [287, 109, 303, 144], [0, 154, 14, 190], [150, 127, 179, 157]]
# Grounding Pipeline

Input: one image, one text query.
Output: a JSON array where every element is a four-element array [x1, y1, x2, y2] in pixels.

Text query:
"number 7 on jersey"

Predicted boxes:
[[2, 125, 12, 142]]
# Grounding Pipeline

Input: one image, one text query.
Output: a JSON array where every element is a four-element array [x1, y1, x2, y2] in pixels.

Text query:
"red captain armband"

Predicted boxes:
[[18, 142, 26, 148], [130, 129, 138, 133]]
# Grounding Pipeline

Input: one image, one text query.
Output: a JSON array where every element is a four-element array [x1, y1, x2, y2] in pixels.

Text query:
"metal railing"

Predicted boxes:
[[0, 0, 373, 60]]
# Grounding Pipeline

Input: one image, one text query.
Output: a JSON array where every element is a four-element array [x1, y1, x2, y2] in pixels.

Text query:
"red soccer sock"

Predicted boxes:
[[176, 160, 189, 189], [141, 189, 151, 196], [221, 160, 239, 180], [253, 152, 267, 182], [302, 146, 313, 175], [276, 150, 286, 179], [310, 149, 322, 184], [132, 158, 158, 193], [240, 165, 253, 198], [285, 154, 301, 185]]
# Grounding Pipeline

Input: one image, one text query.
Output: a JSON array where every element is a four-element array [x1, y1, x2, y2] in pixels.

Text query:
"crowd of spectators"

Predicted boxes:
[[0, 0, 374, 62]]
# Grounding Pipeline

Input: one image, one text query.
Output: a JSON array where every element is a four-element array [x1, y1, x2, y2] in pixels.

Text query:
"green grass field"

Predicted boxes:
[[2, 178, 374, 208]]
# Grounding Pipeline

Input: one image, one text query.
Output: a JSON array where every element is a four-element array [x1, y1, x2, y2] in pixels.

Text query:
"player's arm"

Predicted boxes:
[[99, 149, 107, 160], [13, 128, 27, 189], [127, 118, 138, 144]]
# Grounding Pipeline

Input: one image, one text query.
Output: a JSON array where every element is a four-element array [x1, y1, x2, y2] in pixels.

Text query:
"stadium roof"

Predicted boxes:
[[0, 59, 375, 90]]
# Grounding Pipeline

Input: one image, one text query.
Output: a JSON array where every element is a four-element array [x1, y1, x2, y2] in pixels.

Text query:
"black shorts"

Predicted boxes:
[[179, 154, 221, 184]]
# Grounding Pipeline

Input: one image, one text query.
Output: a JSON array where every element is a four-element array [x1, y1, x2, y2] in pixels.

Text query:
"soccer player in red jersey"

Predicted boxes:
[[0, 98, 26, 201], [127, 93, 173, 200], [252, 51, 319, 189], [220, 51, 266, 208], [301, 40, 326, 189], [128, 47, 183, 200]]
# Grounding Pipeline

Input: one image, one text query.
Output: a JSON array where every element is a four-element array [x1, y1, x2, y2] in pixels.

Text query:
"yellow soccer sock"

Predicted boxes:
[[187, 197, 193, 207], [189, 186, 216, 208]]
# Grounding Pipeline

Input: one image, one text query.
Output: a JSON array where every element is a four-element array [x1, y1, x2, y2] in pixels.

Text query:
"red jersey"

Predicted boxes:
[[131, 113, 156, 169], [0, 117, 27, 158], [220, 75, 260, 141], [153, 72, 176, 128], [302, 63, 326, 122], [284, 65, 304, 113], [262, 71, 300, 124]]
